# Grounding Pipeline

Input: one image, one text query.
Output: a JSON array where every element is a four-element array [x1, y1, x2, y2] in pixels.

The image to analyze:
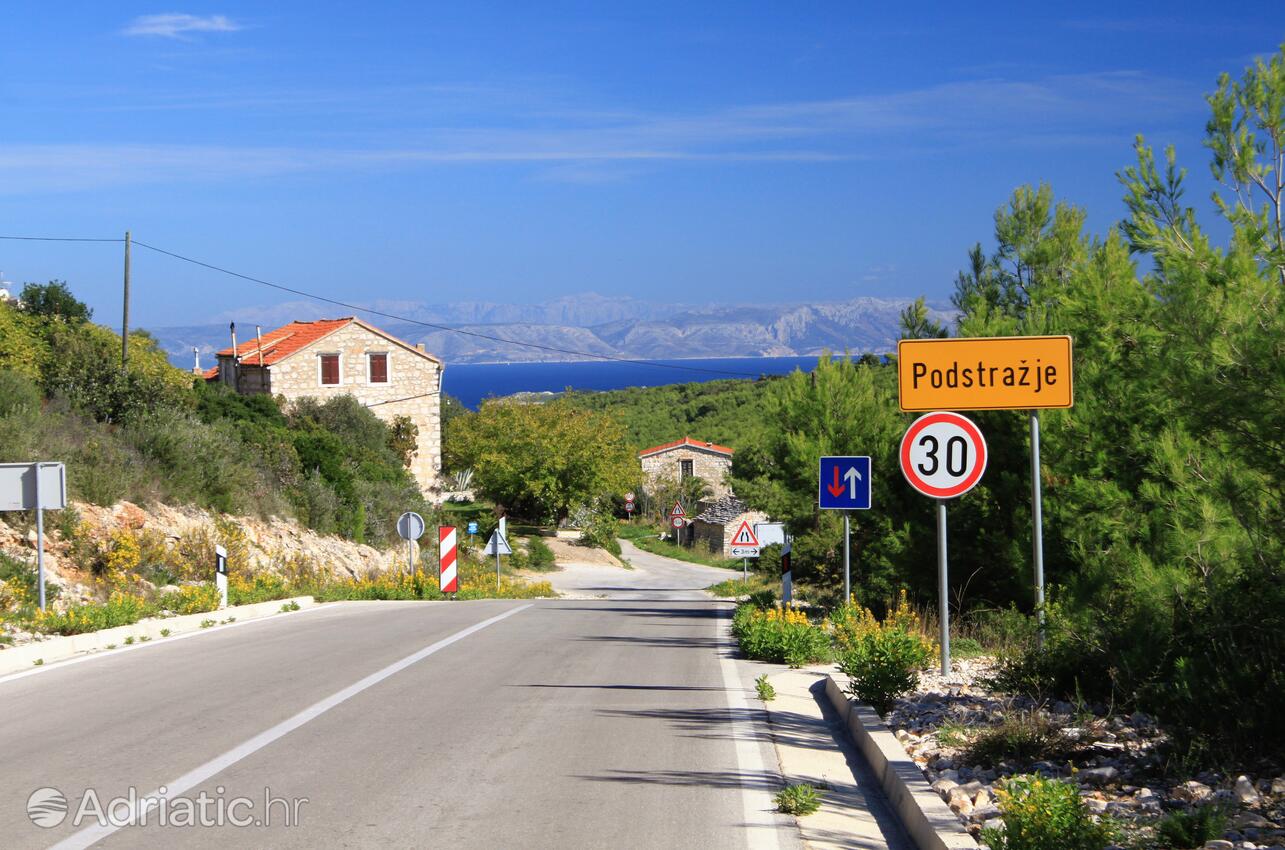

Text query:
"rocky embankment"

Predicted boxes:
[[0, 500, 398, 637], [884, 659, 1284, 848]]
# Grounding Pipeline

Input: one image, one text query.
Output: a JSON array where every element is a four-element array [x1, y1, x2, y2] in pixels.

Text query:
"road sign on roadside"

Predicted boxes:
[[484, 530, 512, 556], [439, 526, 458, 593], [730, 546, 760, 558], [397, 511, 425, 541], [625, 491, 636, 502], [624, 500, 635, 513], [899, 411, 989, 677], [818, 456, 871, 510], [467, 521, 478, 536], [899, 412, 987, 499], [669, 501, 685, 519], [0, 461, 67, 612], [897, 335, 1073, 411], [730, 520, 760, 552]]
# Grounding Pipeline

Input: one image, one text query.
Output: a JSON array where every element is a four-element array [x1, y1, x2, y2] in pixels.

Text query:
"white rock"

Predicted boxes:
[[1235, 774, 1261, 805], [948, 789, 974, 816], [1272, 776, 1285, 796], [1172, 780, 1214, 803], [1085, 798, 1108, 814], [1200, 841, 1233, 850], [1078, 766, 1119, 787]]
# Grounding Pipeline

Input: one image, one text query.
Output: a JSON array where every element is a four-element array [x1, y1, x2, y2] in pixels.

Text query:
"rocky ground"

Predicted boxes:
[[884, 658, 1284, 849]]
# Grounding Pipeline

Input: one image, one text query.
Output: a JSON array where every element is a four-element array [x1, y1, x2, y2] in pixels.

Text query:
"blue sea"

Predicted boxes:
[[442, 356, 828, 409]]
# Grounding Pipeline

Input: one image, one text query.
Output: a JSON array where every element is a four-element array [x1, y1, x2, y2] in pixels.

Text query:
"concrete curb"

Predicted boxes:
[[823, 674, 978, 850], [0, 596, 315, 675]]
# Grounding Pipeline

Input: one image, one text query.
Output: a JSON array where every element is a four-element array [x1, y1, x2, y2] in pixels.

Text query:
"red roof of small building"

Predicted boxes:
[[203, 317, 441, 380], [638, 436, 734, 458]]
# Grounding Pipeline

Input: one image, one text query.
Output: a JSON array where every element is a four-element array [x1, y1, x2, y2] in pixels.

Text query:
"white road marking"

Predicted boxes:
[[50, 603, 533, 850], [718, 608, 784, 850]]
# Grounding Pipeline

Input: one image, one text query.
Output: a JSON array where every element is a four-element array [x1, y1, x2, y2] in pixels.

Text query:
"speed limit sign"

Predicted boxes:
[[899, 411, 987, 499], [899, 410, 988, 679]]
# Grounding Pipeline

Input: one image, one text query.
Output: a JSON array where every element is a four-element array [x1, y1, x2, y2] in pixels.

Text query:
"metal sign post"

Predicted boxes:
[[34, 466, 45, 611], [936, 500, 949, 673], [1030, 410, 1046, 648]]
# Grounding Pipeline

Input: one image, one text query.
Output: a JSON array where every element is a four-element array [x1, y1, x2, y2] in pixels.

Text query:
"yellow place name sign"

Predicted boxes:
[[897, 335, 1074, 411]]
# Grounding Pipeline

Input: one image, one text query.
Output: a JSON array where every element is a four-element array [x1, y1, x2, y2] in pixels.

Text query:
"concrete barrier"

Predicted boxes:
[[824, 674, 978, 850], [0, 596, 316, 676]]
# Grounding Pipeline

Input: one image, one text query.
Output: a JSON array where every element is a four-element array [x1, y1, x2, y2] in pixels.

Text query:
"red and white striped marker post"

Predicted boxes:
[[439, 526, 458, 594]]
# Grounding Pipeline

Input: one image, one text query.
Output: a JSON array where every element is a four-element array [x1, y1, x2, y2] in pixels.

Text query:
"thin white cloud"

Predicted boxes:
[[122, 13, 242, 39], [0, 69, 1201, 194]]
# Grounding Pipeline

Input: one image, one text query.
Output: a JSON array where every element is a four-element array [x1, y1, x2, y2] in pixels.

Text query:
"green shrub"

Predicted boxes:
[[980, 775, 1117, 850], [831, 593, 934, 713], [755, 674, 776, 702], [34, 592, 157, 635], [775, 783, 822, 816], [158, 583, 222, 615], [579, 509, 622, 556], [525, 537, 557, 570], [732, 602, 830, 667], [837, 626, 934, 714], [1153, 804, 1228, 849]]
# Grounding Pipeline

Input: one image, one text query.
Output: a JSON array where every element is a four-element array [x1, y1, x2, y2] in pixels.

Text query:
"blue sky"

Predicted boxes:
[[0, 2, 1277, 328]]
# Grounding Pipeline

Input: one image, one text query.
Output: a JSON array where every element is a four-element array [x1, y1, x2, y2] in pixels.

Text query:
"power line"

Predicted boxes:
[[0, 235, 124, 243], [129, 239, 765, 378]]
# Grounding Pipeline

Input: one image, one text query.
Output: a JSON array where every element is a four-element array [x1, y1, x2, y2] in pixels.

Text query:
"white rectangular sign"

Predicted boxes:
[[754, 522, 787, 547], [0, 462, 66, 511]]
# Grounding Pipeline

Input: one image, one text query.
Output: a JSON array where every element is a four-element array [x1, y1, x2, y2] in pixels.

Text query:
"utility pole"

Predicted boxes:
[[121, 230, 131, 371]]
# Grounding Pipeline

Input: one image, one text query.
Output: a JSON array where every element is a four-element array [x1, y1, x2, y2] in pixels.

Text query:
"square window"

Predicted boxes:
[[320, 354, 340, 385], [368, 352, 388, 384]]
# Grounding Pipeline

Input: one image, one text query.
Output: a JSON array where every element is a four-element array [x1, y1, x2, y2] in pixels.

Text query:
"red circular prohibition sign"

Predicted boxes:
[[899, 411, 988, 499]]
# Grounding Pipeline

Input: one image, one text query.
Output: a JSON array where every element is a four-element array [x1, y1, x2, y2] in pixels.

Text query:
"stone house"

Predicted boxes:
[[691, 496, 769, 558], [204, 317, 443, 492], [638, 437, 734, 501]]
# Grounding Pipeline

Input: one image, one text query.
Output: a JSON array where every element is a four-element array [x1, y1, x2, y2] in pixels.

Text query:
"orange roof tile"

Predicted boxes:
[[214, 318, 354, 367], [638, 436, 734, 458]]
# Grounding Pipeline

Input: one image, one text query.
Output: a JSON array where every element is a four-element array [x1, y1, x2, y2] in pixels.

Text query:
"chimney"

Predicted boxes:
[[228, 322, 239, 388], [256, 325, 265, 368], [192, 347, 201, 375], [416, 343, 425, 352]]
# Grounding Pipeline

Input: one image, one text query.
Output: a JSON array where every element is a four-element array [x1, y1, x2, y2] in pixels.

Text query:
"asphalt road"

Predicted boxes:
[[0, 547, 808, 849]]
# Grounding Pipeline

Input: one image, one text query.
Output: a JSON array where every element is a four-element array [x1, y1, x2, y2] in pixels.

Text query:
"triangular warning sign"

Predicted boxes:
[[730, 520, 760, 547], [670, 501, 686, 518]]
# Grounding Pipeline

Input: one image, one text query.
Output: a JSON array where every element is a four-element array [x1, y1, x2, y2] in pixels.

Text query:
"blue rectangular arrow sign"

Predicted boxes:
[[818, 456, 872, 510]]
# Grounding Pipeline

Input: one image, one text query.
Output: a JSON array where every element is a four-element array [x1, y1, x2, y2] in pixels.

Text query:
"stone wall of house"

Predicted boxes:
[[692, 510, 770, 558], [266, 323, 443, 492], [640, 446, 733, 499]]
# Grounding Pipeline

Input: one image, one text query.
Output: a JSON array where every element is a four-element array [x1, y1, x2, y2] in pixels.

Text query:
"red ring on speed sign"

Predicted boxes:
[[899, 411, 988, 498], [671, 516, 685, 529]]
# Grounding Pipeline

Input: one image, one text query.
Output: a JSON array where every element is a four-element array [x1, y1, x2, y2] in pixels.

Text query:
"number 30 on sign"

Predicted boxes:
[[899, 411, 987, 499]]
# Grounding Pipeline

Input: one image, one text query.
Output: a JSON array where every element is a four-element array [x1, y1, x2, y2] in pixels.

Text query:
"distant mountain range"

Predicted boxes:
[[149, 294, 954, 368]]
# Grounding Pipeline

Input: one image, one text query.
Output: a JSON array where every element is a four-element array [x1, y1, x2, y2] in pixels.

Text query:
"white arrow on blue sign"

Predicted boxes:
[[818, 456, 872, 510]]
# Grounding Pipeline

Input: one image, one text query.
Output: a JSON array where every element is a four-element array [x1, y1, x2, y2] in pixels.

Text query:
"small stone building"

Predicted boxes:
[[691, 496, 769, 558], [204, 317, 443, 492], [638, 437, 735, 500]]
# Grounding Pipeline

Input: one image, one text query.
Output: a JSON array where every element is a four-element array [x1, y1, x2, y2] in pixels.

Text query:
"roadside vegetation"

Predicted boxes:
[[624, 48, 1285, 768], [618, 522, 740, 569], [0, 284, 428, 546]]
